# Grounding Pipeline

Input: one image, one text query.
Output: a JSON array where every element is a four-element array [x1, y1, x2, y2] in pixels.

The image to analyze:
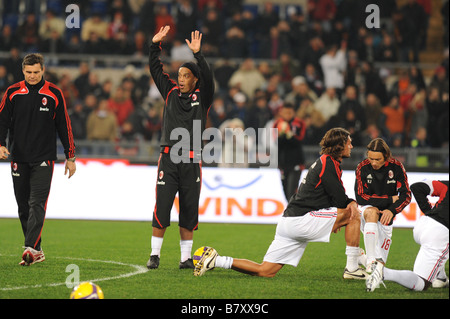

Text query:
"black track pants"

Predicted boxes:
[[11, 161, 54, 250]]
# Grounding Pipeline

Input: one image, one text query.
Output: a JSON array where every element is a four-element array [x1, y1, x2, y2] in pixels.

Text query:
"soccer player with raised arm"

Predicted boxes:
[[147, 26, 214, 270], [194, 128, 367, 279]]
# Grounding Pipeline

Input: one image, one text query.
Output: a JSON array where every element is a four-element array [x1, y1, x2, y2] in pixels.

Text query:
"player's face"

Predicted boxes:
[[23, 64, 44, 85], [178, 67, 197, 94], [341, 136, 353, 158], [367, 151, 385, 170]]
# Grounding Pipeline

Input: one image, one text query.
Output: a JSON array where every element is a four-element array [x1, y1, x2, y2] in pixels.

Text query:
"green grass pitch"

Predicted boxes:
[[0, 218, 448, 302]]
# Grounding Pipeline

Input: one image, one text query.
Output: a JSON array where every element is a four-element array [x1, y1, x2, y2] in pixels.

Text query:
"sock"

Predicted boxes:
[[215, 256, 233, 269], [151, 236, 163, 257], [384, 268, 425, 291], [180, 240, 193, 262], [345, 246, 360, 272], [364, 222, 378, 266]]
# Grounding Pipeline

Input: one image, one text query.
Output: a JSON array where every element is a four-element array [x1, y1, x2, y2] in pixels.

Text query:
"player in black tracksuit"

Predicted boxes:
[[0, 53, 76, 265], [147, 26, 214, 269]]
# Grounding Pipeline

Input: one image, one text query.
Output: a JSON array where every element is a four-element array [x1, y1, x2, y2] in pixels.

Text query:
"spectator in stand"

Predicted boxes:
[[58, 73, 79, 109], [272, 52, 301, 92], [303, 63, 324, 97], [301, 37, 325, 78], [107, 85, 135, 127], [376, 33, 398, 62], [81, 12, 109, 43], [319, 42, 347, 97], [314, 86, 340, 124], [0, 65, 13, 92], [16, 13, 40, 52], [224, 25, 248, 58], [86, 99, 119, 145], [69, 100, 89, 141], [398, 0, 427, 62], [131, 30, 150, 57], [273, 103, 306, 201], [208, 95, 228, 128], [228, 58, 265, 100], [0, 25, 18, 52], [197, 0, 224, 13], [336, 85, 366, 146], [307, 0, 337, 33], [285, 76, 317, 112], [83, 31, 109, 55], [154, 4, 176, 50], [382, 95, 405, 147], [176, 0, 198, 42], [107, 11, 129, 53], [364, 93, 387, 138], [2, 47, 23, 82], [430, 66, 449, 96], [361, 61, 388, 106], [201, 8, 224, 57], [39, 10, 66, 44], [246, 95, 273, 137], [255, 1, 280, 44], [74, 62, 91, 98], [213, 59, 236, 95], [108, 0, 132, 26], [426, 87, 448, 147]]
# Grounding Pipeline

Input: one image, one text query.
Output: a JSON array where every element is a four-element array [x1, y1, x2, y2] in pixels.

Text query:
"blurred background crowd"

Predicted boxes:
[[0, 0, 448, 166]]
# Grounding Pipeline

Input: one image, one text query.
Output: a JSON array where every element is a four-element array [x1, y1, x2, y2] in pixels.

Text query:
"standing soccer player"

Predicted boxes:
[[147, 26, 214, 269], [0, 53, 76, 266], [355, 138, 411, 272], [194, 128, 367, 279], [366, 180, 449, 292]]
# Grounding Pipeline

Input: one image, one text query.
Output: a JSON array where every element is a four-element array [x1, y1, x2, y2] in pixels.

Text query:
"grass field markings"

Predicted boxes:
[[0, 255, 149, 291]]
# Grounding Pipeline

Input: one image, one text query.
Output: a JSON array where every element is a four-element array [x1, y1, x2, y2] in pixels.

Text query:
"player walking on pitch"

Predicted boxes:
[[0, 53, 76, 266], [147, 26, 214, 269], [355, 138, 411, 272], [366, 180, 449, 292], [194, 128, 367, 279]]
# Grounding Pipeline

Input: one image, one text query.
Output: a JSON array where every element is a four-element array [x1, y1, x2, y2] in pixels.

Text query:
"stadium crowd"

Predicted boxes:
[[0, 0, 449, 154]]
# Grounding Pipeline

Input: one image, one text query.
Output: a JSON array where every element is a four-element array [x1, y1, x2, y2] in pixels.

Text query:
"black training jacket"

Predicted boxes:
[[149, 42, 214, 153], [0, 78, 75, 162], [284, 154, 355, 217], [355, 158, 411, 221]]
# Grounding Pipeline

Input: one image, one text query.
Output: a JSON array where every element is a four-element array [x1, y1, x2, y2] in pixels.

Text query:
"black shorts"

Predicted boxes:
[[152, 151, 202, 230]]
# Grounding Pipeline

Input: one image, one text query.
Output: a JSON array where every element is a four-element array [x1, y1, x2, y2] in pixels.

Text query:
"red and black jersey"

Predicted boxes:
[[149, 42, 214, 153], [0, 78, 75, 162], [411, 180, 448, 229], [355, 158, 411, 221], [284, 154, 354, 217]]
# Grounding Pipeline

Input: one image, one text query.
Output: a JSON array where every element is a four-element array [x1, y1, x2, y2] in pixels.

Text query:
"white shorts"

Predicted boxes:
[[263, 208, 337, 267], [413, 216, 449, 282], [359, 205, 393, 263]]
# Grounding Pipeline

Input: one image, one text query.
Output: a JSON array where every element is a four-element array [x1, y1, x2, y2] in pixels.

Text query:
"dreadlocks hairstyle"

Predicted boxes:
[[320, 127, 351, 161], [366, 137, 392, 161], [22, 53, 44, 69]]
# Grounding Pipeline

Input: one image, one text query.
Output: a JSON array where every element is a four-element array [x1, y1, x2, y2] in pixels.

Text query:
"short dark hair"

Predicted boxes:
[[22, 53, 44, 69], [366, 138, 391, 161], [320, 127, 351, 160]]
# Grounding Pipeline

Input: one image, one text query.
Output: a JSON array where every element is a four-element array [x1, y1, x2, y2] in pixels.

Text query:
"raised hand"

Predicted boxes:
[[152, 25, 171, 43], [185, 30, 202, 54]]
